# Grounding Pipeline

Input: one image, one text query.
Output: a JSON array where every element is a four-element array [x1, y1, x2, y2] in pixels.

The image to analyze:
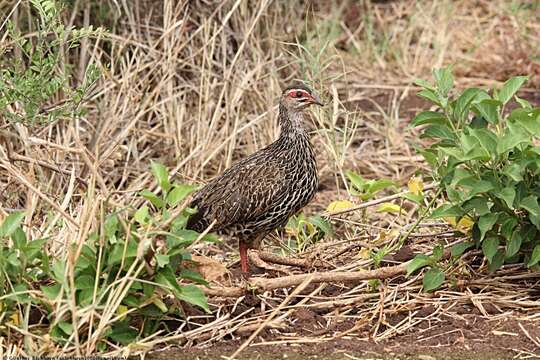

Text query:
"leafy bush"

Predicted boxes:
[[0, 0, 103, 125], [409, 67, 540, 289], [0, 163, 212, 350]]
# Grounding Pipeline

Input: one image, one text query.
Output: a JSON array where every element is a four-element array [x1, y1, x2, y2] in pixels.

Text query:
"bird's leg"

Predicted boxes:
[[239, 240, 250, 273]]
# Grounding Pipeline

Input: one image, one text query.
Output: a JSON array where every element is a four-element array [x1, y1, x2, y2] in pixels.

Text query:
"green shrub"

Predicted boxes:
[[409, 67, 540, 290], [0, 163, 212, 350], [0, 0, 103, 125]]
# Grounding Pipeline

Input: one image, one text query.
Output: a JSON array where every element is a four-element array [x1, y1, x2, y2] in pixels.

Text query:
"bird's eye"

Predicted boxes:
[[296, 91, 302, 98]]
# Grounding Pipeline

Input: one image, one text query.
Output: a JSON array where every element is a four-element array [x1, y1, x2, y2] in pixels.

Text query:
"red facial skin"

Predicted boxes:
[[287, 89, 313, 101]]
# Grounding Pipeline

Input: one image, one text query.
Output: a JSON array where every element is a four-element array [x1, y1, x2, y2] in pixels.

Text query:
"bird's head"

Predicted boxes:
[[280, 83, 324, 112]]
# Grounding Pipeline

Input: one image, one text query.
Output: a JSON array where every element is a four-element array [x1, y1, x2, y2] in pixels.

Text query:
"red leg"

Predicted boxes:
[[239, 241, 250, 273]]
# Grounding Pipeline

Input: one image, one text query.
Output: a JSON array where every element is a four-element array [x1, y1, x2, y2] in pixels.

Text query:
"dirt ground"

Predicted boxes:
[[146, 311, 539, 359], [148, 259, 540, 359], [147, 316, 537, 359]]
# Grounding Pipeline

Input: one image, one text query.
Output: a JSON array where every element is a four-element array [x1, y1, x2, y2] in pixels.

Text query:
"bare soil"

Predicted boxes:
[[147, 313, 537, 359]]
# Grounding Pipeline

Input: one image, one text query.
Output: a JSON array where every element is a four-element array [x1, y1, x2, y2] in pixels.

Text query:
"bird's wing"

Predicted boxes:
[[187, 152, 289, 232]]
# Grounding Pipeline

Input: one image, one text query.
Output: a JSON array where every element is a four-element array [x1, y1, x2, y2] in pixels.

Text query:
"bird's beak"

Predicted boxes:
[[310, 93, 324, 106]]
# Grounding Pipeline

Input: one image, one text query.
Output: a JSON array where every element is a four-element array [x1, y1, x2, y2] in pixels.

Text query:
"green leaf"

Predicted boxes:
[[401, 192, 424, 205], [410, 111, 447, 127], [478, 213, 499, 241], [109, 322, 138, 345], [179, 269, 209, 286], [0, 211, 25, 238], [497, 76, 528, 105], [468, 128, 497, 156], [432, 244, 443, 261], [500, 217, 518, 240], [506, 231, 522, 258], [439, 146, 464, 160], [527, 245, 540, 267], [155, 267, 183, 294], [421, 124, 455, 141], [104, 214, 119, 238], [454, 88, 481, 121], [431, 204, 463, 218], [488, 250, 505, 272], [433, 66, 454, 97], [134, 205, 149, 225], [460, 178, 496, 199], [406, 254, 430, 276], [502, 163, 524, 182], [422, 267, 445, 292], [51, 260, 66, 283], [497, 123, 530, 154], [496, 187, 516, 210], [520, 196, 540, 228], [414, 78, 435, 90], [41, 284, 62, 299], [308, 215, 334, 237], [462, 197, 490, 216], [166, 184, 198, 206], [482, 236, 499, 263], [460, 133, 490, 160], [178, 284, 210, 313], [156, 254, 170, 268], [346, 170, 366, 190], [366, 179, 397, 195], [108, 240, 138, 266], [470, 115, 488, 129], [451, 241, 474, 257], [77, 288, 95, 306], [140, 189, 165, 209], [513, 108, 540, 138], [151, 161, 171, 193], [58, 321, 74, 335], [417, 88, 442, 106], [75, 275, 96, 290], [472, 99, 500, 124]]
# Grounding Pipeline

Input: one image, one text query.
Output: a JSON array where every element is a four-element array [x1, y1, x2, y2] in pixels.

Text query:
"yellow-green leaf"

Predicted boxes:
[[408, 176, 424, 195], [376, 202, 405, 214], [326, 200, 353, 213]]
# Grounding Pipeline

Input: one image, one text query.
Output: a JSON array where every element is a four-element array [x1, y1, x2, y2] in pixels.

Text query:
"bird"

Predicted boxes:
[[186, 83, 323, 273]]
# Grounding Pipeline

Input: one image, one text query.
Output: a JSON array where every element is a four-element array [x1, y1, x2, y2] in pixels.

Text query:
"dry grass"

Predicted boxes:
[[1, 0, 540, 357]]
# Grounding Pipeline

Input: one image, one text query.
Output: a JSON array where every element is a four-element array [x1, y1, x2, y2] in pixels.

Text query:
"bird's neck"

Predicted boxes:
[[278, 103, 308, 138]]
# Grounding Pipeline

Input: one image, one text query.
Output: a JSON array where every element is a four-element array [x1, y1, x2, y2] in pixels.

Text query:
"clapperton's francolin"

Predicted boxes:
[[186, 84, 323, 272]]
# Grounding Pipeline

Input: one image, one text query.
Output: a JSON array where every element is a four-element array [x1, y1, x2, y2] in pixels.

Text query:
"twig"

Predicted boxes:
[[326, 183, 436, 216], [248, 251, 290, 274], [518, 322, 540, 348]]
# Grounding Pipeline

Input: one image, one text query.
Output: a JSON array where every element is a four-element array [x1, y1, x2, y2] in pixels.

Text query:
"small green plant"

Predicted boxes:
[[409, 67, 540, 291], [0, 163, 213, 350], [284, 214, 333, 254], [346, 170, 397, 201], [0, 0, 103, 125]]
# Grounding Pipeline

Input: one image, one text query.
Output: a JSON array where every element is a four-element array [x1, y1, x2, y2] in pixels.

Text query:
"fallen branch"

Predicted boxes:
[[203, 262, 407, 298], [257, 250, 327, 268], [203, 247, 454, 298]]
